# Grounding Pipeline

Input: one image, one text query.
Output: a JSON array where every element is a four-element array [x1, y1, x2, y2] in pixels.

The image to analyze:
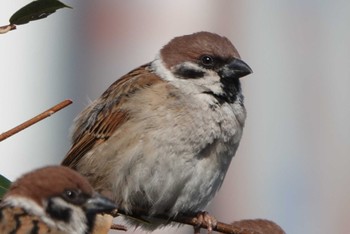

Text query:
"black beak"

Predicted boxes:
[[219, 58, 253, 79], [84, 193, 117, 214]]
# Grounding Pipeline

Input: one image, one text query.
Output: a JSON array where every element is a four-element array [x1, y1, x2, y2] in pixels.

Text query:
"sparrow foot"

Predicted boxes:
[[110, 208, 120, 217], [193, 211, 217, 234]]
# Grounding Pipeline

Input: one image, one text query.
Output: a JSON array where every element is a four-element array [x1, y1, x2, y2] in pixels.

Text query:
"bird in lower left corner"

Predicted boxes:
[[0, 165, 117, 234]]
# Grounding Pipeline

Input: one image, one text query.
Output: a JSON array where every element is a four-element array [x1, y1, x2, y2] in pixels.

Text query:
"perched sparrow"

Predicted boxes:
[[0, 166, 117, 234], [62, 31, 252, 231]]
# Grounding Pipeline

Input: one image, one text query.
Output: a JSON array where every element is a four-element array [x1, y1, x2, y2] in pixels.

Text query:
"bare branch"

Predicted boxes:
[[113, 209, 263, 234], [229, 219, 286, 234], [174, 215, 258, 234], [0, 99, 72, 142], [110, 224, 127, 232], [0, 24, 16, 34]]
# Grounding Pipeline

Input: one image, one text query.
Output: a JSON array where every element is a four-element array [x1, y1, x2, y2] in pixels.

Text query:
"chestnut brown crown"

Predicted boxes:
[[4, 166, 93, 206], [160, 31, 240, 69]]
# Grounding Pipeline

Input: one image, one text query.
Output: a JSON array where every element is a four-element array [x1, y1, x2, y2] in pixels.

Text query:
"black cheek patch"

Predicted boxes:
[[203, 78, 242, 104], [84, 212, 97, 234], [220, 77, 241, 103], [174, 65, 205, 79], [46, 199, 72, 223]]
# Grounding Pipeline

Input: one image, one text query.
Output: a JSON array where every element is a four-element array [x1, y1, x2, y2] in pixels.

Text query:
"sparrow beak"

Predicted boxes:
[[219, 58, 253, 79], [84, 193, 117, 214]]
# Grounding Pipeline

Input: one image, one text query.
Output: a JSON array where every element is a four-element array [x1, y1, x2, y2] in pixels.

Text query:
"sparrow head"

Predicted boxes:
[[154, 31, 252, 104], [2, 166, 117, 234]]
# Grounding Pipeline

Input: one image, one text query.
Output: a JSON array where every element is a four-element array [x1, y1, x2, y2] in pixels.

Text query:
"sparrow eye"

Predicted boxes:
[[62, 189, 84, 204], [200, 55, 214, 67], [65, 190, 77, 198]]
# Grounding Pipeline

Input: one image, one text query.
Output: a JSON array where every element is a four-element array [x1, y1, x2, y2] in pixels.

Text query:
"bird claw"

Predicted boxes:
[[110, 208, 119, 217], [193, 211, 217, 234]]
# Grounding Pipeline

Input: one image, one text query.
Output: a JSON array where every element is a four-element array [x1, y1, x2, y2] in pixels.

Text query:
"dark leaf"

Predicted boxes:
[[9, 0, 72, 25], [0, 174, 11, 199]]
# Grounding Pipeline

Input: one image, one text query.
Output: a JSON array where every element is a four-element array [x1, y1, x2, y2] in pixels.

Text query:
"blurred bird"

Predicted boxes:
[[62, 31, 252, 232], [0, 166, 117, 234], [229, 219, 286, 234]]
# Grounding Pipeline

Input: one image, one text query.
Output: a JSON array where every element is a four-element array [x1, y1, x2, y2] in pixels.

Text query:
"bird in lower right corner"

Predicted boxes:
[[230, 219, 286, 234], [0, 165, 117, 234]]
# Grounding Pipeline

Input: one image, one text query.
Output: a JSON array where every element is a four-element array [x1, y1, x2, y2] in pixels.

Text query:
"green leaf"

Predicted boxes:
[[9, 0, 72, 25], [0, 174, 11, 199]]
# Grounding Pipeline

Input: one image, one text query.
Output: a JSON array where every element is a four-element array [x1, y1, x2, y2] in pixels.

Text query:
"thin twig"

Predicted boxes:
[[0, 99, 72, 142], [0, 24, 16, 34], [113, 209, 259, 234], [174, 215, 257, 234], [110, 223, 127, 232]]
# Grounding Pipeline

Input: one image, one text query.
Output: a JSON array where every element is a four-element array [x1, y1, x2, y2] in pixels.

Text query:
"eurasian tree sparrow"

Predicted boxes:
[[0, 166, 117, 234], [62, 31, 252, 231]]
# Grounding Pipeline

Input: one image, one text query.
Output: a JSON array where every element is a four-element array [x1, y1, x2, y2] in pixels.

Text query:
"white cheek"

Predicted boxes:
[[151, 54, 176, 82], [49, 197, 88, 234], [191, 71, 223, 94], [151, 56, 224, 96], [4, 196, 89, 234], [3, 196, 46, 218]]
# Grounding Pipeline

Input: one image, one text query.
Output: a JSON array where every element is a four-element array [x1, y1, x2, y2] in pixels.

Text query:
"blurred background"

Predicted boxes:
[[1, 0, 350, 233]]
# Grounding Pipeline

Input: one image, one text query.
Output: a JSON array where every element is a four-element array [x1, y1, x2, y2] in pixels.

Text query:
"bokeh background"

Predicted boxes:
[[1, 1, 350, 233]]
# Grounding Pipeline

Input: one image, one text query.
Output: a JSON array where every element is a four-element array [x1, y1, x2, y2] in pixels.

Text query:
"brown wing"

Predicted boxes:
[[0, 205, 63, 234], [62, 63, 163, 168]]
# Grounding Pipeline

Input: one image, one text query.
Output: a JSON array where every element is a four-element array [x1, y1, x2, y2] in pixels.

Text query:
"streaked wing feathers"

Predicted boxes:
[[62, 63, 162, 168], [0, 205, 64, 234]]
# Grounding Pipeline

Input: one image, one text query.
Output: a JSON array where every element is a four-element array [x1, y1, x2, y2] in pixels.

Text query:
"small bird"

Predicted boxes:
[[62, 31, 252, 231], [229, 219, 286, 234], [0, 166, 117, 234]]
